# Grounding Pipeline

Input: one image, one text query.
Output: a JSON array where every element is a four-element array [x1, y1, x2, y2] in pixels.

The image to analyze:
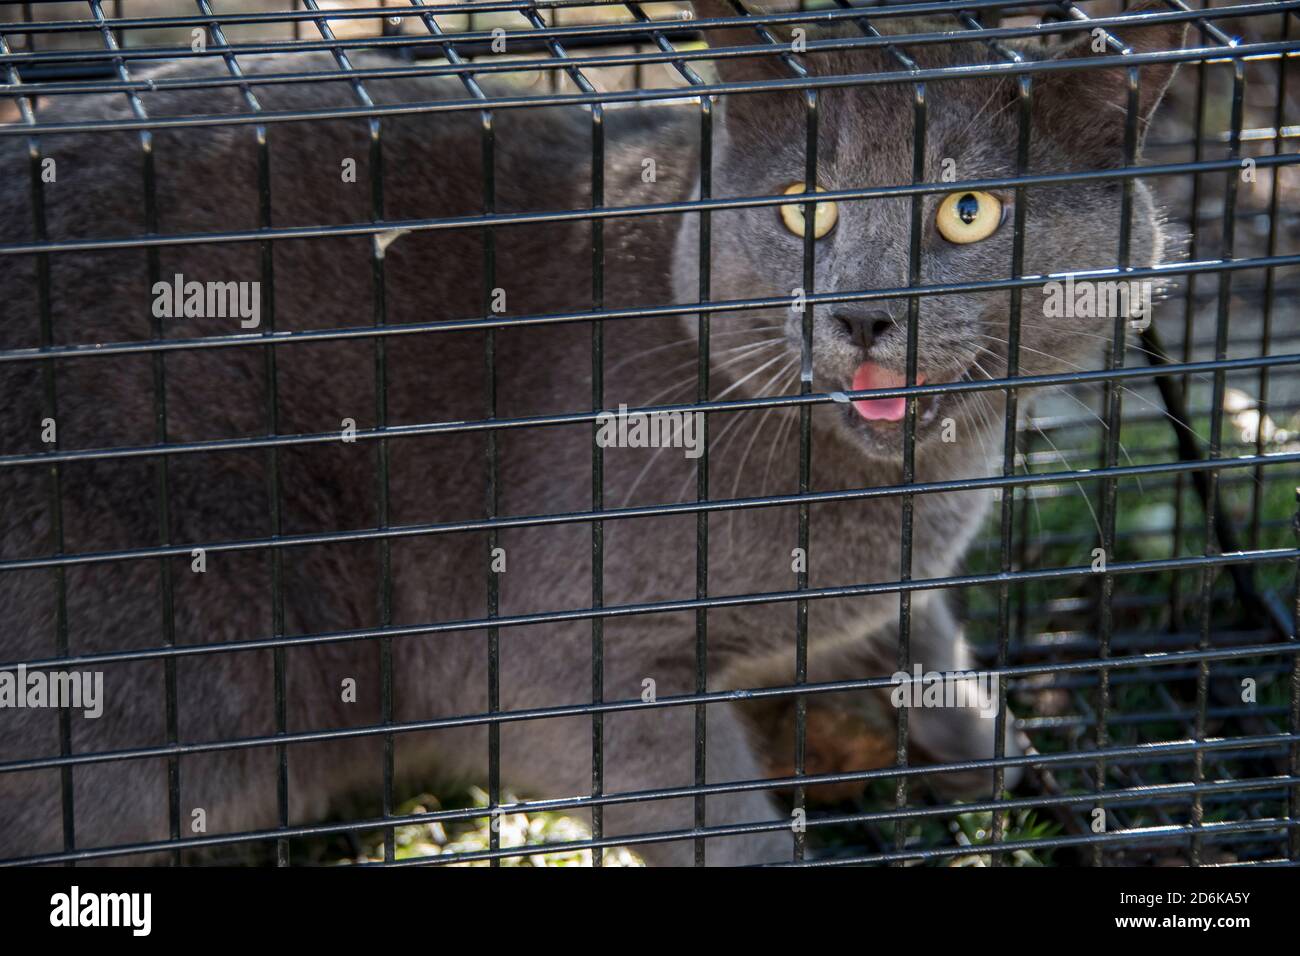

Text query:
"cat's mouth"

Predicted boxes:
[[847, 361, 923, 423], [829, 359, 980, 458], [843, 360, 950, 429]]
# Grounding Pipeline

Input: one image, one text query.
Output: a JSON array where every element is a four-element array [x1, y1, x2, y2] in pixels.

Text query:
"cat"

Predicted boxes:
[[0, 4, 1184, 865]]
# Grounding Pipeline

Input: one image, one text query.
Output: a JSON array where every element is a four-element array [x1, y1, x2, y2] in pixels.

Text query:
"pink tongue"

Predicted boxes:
[[851, 362, 925, 422]]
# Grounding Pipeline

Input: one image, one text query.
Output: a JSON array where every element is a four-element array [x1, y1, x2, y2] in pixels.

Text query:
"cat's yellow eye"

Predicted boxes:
[[935, 190, 1003, 244], [780, 183, 838, 239]]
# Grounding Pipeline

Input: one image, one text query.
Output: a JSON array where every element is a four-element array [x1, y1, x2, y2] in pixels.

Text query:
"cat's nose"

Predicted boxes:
[[836, 312, 894, 351]]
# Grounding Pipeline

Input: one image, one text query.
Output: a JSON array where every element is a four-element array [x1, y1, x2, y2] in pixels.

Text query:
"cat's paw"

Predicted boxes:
[[922, 716, 1027, 801], [746, 688, 1027, 804], [764, 706, 896, 803]]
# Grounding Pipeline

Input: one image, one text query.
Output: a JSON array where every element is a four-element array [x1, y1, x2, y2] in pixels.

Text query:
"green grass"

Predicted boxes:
[[964, 405, 1300, 639], [333, 789, 644, 867]]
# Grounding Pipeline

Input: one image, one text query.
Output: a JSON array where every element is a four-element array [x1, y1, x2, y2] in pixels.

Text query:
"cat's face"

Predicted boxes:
[[678, 16, 1182, 463]]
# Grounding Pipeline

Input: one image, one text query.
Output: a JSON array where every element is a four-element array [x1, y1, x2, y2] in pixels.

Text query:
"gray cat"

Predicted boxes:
[[0, 6, 1183, 864]]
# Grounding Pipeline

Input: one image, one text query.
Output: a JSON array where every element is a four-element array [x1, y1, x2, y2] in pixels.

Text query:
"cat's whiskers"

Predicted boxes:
[[724, 358, 800, 500], [1013, 330, 1213, 453], [604, 325, 784, 376], [970, 389, 1001, 469], [954, 82, 1012, 144], [1028, 321, 1215, 383], [712, 350, 793, 404], [991, 332, 1192, 440], [1027, 419, 1104, 542], [1038, 382, 1144, 478], [760, 397, 799, 505], [965, 370, 1045, 562], [637, 338, 785, 411], [676, 353, 796, 503], [726, 364, 801, 563], [618, 344, 793, 508], [967, 351, 1093, 543], [964, 357, 1006, 471], [973, 337, 1145, 477], [645, 335, 787, 386], [721, 358, 800, 557]]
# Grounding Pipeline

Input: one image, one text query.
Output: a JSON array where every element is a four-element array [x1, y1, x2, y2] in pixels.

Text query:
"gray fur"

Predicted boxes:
[[0, 10, 1183, 864]]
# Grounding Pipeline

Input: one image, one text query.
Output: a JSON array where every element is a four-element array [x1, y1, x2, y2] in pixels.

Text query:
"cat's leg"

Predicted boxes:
[[761, 596, 1024, 803], [502, 705, 792, 866], [497, 631, 791, 867], [728, 639, 898, 806], [903, 595, 1026, 798], [598, 699, 794, 866]]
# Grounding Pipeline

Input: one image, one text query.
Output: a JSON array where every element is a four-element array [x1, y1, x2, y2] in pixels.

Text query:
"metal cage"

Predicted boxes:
[[0, 0, 1297, 867]]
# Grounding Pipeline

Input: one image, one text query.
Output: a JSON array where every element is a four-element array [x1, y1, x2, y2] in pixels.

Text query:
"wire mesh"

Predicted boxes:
[[0, 0, 1297, 867]]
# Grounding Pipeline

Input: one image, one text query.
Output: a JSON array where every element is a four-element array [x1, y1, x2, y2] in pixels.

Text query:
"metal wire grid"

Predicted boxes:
[[0, 0, 1296, 866]]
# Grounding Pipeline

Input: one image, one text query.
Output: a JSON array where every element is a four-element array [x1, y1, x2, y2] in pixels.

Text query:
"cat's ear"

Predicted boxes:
[[1029, 2, 1187, 161], [693, 0, 794, 84]]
